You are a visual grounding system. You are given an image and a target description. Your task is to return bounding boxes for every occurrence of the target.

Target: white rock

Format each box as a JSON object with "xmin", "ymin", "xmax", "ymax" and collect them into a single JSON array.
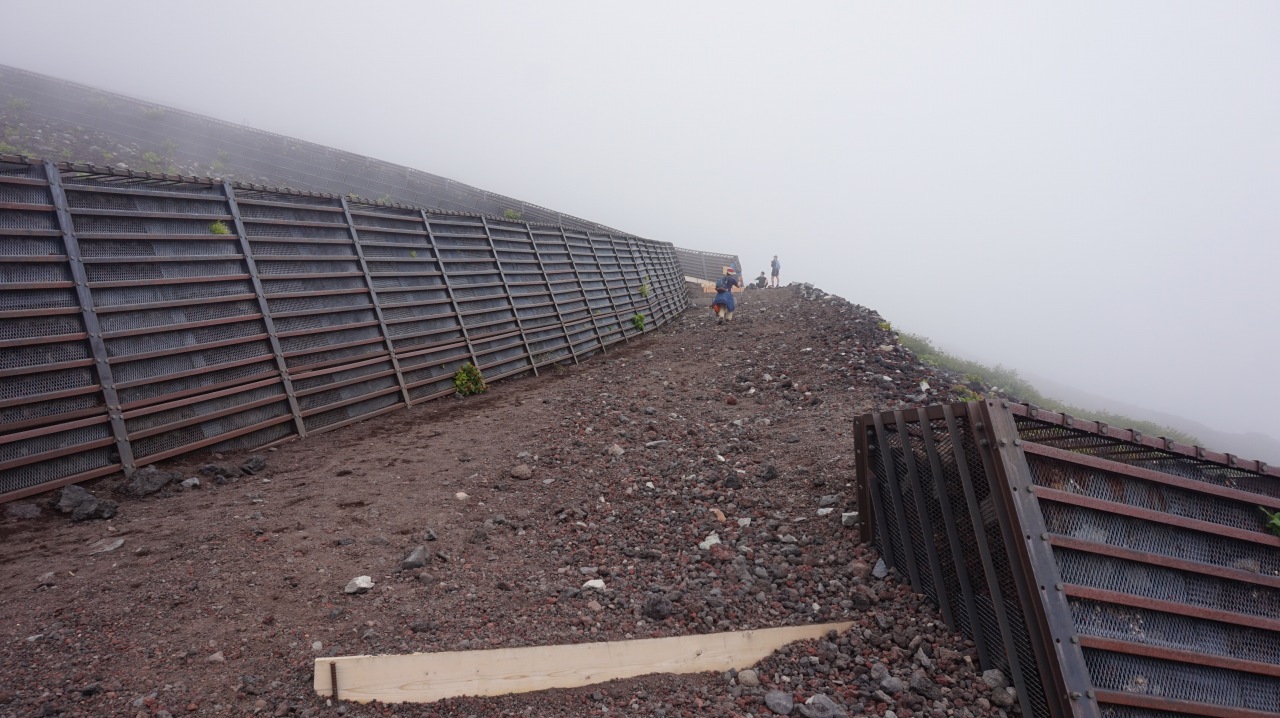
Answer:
[
  {"xmin": 582, "ymin": 578, "xmax": 606, "ymax": 590},
  {"xmin": 817, "ymin": 507, "xmax": 834, "ymax": 516},
  {"xmin": 312, "ymin": 641, "xmax": 324, "ymax": 651},
  {"xmin": 698, "ymin": 532, "xmax": 721, "ymax": 550},
  {"xmin": 455, "ymin": 492, "xmax": 469, "ymax": 500},
  {"xmin": 841, "ymin": 512, "xmax": 859, "ymax": 527},
  {"xmin": 181, "ymin": 477, "xmax": 200, "ymax": 489},
  {"xmin": 607, "ymin": 443, "xmax": 625, "ymax": 457},
  {"xmin": 738, "ymin": 517, "xmax": 752, "ymax": 527},
  {"xmin": 88, "ymin": 538, "xmax": 125, "ymax": 555},
  {"xmin": 344, "ymin": 576, "xmax": 374, "ymax": 594}
]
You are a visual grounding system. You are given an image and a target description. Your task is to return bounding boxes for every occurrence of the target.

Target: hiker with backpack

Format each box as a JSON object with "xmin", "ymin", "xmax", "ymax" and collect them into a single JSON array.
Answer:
[{"xmin": 711, "ymin": 268, "xmax": 741, "ymax": 324}]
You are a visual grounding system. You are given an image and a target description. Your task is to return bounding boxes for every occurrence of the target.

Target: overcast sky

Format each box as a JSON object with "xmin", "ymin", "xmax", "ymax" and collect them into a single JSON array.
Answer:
[{"xmin": 2, "ymin": 1, "xmax": 1276, "ymax": 438}]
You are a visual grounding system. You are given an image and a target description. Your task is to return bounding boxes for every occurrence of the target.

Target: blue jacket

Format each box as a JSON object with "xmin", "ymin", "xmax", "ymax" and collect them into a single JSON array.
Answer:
[{"xmin": 713, "ymin": 274, "xmax": 740, "ymax": 310}]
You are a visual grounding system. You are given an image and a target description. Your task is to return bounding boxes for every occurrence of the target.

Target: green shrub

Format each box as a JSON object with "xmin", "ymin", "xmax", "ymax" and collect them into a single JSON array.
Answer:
[
  {"xmin": 208, "ymin": 221, "xmax": 231, "ymax": 235},
  {"xmin": 453, "ymin": 362, "xmax": 487, "ymax": 396},
  {"xmin": 639, "ymin": 282, "xmax": 651, "ymax": 298},
  {"xmin": 1262, "ymin": 508, "xmax": 1280, "ymax": 539},
  {"xmin": 877, "ymin": 320, "xmax": 892, "ymax": 332},
  {"xmin": 632, "ymin": 313, "xmax": 646, "ymax": 332},
  {"xmin": 7, "ymin": 97, "xmax": 31, "ymax": 111},
  {"xmin": 502, "ymin": 209, "xmax": 522, "ymax": 221}
]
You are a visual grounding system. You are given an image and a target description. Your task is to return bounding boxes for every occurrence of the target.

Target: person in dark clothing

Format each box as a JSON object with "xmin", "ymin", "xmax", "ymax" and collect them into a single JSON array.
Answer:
[
  {"xmin": 711, "ymin": 268, "xmax": 741, "ymax": 324},
  {"xmin": 754, "ymin": 271, "xmax": 768, "ymax": 289},
  {"xmin": 770, "ymin": 256, "xmax": 781, "ymax": 288}
]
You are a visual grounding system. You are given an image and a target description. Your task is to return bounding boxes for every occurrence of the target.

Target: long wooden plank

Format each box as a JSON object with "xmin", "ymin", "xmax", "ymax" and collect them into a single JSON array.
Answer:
[{"xmin": 315, "ymin": 621, "xmax": 853, "ymax": 704}]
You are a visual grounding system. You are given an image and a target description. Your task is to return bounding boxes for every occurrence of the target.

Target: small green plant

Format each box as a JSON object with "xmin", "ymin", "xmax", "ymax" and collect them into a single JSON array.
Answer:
[
  {"xmin": 502, "ymin": 209, "xmax": 522, "ymax": 221},
  {"xmin": 7, "ymin": 97, "xmax": 31, "ymax": 111},
  {"xmin": 101, "ymin": 150, "xmax": 114, "ymax": 163},
  {"xmin": 141, "ymin": 151, "xmax": 162, "ymax": 169},
  {"xmin": 141, "ymin": 106, "xmax": 166, "ymax": 119},
  {"xmin": 208, "ymin": 220, "xmax": 231, "ymax": 235},
  {"xmin": 1262, "ymin": 508, "xmax": 1280, "ymax": 539},
  {"xmin": 453, "ymin": 362, "xmax": 487, "ymax": 396},
  {"xmin": 59, "ymin": 147, "xmax": 73, "ymax": 161},
  {"xmin": 877, "ymin": 320, "xmax": 892, "ymax": 332},
  {"xmin": 632, "ymin": 312, "xmax": 646, "ymax": 332},
  {"xmin": 639, "ymin": 282, "xmax": 651, "ymax": 298},
  {"xmin": 0, "ymin": 141, "xmax": 29, "ymax": 155},
  {"xmin": 952, "ymin": 384, "xmax": 983, "ymax": 402}
]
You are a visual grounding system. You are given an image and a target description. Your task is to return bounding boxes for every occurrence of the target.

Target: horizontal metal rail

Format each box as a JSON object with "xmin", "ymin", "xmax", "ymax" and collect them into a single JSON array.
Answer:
[{"xmin": 0, "ymin": 157, "xmax": 689, "ymax": 503}]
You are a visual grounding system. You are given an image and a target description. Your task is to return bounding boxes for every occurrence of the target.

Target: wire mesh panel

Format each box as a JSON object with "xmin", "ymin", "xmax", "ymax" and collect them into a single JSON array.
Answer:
[
  {"xmin": 611, "ymin": 236, "xmax": 644, "ymax": 337},
  {"xmin": 1, "ymin": 155, "xmax": 690, "ymax": 502},
  {"xmin": 859, "ymin": 401, "xmax": 1280, "ymax": 718},
  {"xmin": 61, "ymin": 172, "xmax": 294, "ymax": 462},
  {"xmin": 488, "ymin": 220, "xmax": 570, "ymax": 369},
  {"xmin": 427, "ymin": 214, "xmax": 529, "ymax": 381},
  {"xmin": 672, "ymin": 246, "xmax": 741, "ymax": 282},
  {"xmin": 586, "ymin": 231, "xmax": 626, "ymax": 347},
  {"xmin": 532, "ymin": 227, "xmax": 591, "ymax": 361},
  {"xmin": 0, "ymin": 161, "xmax": 118, "ymax": 498},
  {"xmin": 641, "ymin": 238, "xmax": 689, "ymax": 323},
  {"xmin": 236, "ymin": 189, "xmax": 398, "ymax": 434},
  {"xmin": 345, "ymin": 204, "xmax": 457, "ymax": 405},
  {"xmin": 563, "ymin": 229, "xmax": 610, "ymax": 357}
]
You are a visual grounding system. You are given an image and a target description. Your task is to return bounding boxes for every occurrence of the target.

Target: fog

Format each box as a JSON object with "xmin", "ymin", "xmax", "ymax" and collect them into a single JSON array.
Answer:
[{"xmin": 2, "ymin": 1, "xmax": 1276, "ymax": 440}]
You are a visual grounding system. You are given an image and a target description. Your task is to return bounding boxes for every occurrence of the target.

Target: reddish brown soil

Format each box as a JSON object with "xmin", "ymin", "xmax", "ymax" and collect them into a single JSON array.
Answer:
[{"xmin": 1, "ymin": 286, "xmax": 1005, "ymax": 718}]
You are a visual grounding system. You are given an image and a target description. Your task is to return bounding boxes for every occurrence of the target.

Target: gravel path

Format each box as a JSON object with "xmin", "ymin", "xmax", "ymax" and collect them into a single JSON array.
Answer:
[{"xmin": 0, "ymin": 285, "xmax": 1010, "ymax": 718}]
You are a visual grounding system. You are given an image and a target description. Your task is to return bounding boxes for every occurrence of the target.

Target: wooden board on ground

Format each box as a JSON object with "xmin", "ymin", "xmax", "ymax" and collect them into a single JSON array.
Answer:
[{"xmin": 315, "ymin": 621, "xmax": 853, "ymax": 704}]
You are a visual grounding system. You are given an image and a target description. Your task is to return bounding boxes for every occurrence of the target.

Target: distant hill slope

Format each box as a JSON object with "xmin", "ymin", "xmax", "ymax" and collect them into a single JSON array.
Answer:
[
  {"xmin": 0, "ymin": 63, "xmax": 618, "ymax": 232},
  {"xmin": 1025, "ymin": 373, "xmax": 1280, "ymax": 465}
]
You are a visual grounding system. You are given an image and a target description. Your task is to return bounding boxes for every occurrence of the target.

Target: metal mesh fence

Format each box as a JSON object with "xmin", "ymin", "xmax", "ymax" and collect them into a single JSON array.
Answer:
[
  {"xmin": 0, "ymin": 156, "xmax": 689, "ymax": 502},
  {"xmin": 858, "ymin": 401, "xmax": 1280, "ymax": 718}
]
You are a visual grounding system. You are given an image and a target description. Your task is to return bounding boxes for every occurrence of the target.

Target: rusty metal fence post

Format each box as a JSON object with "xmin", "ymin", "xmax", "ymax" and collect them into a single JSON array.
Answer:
[
  {"xmin": 222, "ymin": 181, "xmax": 307, "ymax": 439},
  {"xmin": 560, "ymin": 225, "xmax": 604, "ymax": 355},
  {"xmin": 421, "ymin": 210, "xmax": 481, "ymax": 375},
  {"xmin": 526, "ymin": 221, "xmax": 575, "ymax": 365},
  {"xmin": 45, "ymin": 160, "xmax": 136, "ymax": 473},
  {"xmin": 341, "ymin": 197, "xmax": 412, "ymax": 406},
  {"xmin": 481, "ymin": 216, "xmax": 536, "ymax": 377}
]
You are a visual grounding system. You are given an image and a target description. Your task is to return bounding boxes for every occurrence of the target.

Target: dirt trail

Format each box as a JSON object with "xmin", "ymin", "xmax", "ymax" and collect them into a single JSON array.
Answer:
[{"xmin": 0, "ymin": 286, "xmax": 1006, "ymax": 718}]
